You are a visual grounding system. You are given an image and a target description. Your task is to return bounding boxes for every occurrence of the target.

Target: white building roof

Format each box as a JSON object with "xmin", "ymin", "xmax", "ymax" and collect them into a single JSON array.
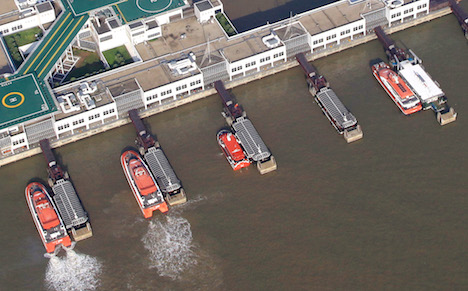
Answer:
[{"xmin": 398, "ymin": 61, "xmax": 444, "ymax": 103}]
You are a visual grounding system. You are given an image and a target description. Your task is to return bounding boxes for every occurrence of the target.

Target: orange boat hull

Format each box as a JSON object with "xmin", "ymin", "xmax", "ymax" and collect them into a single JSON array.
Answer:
[
  {"xmin": 217, "ymin": 130, "xmax": 251, "ymax": 171},
  {"xmin": 372, "ymin": 62, "xmax": 422, "ymax": 115},
  {"xmin": 121, "ymin": 150, "xmax": 168, "ymax": 218},
  {"xmin": 25, "ymin": 182, "xmax": 72, "ymax": 253}
]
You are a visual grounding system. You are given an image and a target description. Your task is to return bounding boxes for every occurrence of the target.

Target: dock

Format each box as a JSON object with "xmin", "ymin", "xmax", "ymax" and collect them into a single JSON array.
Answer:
[
  {"xmin": 448, "ymin": 0, "xmax": 468, "ymax": 39},
  {"xmin": 215, "ymin": 81, "xmax": 277, "ymax": 174},
  {"xmin": 295, "ymin": 53, "xmax": 363, "ymax": 143},
  {"xmin": 39, "ymin": 139, "xmax": 92, "ymax": 241},
  {"xmin": 374, "ymin": 26, "xmax": 457, "ymax": 125},
  {"xmin": 128, "ymin": 109, "xmax": 187, "ymax": 205}
]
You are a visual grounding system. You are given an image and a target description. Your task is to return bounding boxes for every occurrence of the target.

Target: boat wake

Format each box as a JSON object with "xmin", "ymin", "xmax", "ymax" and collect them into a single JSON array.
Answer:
[
  {"xmin": 45, "ymin": 249, "xmax": 102, "ymax": 291},
  {"xmin": 142, "ymin": 215, "xmax": 197, "ymax": 280}
]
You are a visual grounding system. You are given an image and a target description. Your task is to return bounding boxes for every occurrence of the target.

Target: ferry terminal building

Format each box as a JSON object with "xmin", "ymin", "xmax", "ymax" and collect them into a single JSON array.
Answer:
[{"xmin": 0, "ymin": 0, "xmax": 432, "ymax": 158}]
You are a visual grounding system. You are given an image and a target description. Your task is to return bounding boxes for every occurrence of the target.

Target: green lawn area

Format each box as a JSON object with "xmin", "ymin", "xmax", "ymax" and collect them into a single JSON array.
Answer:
[
  {"xmin": 3, "ymin": 27, "xmax": 43, "ymax": 68},
  {"xmin": 103, "ymin": 45, "xmax": 133, "ymax": 68},
  {"xmin": 63, "ymin": 48, "xmax": 105, "ymax": 82},
  {"xmin": 216, "ymin": 13, "xmax": 237, "ymax": 37}
]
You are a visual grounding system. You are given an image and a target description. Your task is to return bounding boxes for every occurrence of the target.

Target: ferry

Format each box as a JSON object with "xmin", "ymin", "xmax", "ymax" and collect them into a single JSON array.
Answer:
[
  {"xmin": 25, "ymin": 182, "xmax": 72, "ymax": 253},
  {"xmin": 217, "ymin": 129, "xmax": 251, "ymax": 171},
  {"xmin": 372, "ymin": 62, "xmax": 422, "ymax": 115},
  {"xmin": 121, "ymin": 150, "xmax": 168, "ymax": 218}
]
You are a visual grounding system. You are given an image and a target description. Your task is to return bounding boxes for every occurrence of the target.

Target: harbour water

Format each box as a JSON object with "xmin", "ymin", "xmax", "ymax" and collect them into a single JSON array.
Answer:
[{"xmin": 1, "ymin": 9, "xmax": 467, "ymax": 290}]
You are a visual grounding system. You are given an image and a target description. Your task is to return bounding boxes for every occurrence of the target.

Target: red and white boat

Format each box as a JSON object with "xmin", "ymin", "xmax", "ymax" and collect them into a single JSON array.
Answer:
[
  {"xmin": 25, "ymin": 182, "xmax": 72, "ymax": 253},
  {"xmin": 372, "ymin": 62, "xmax": 422, "ymax": 115},
  {"xmin": 121, "ymin": 150, "xmax": 168, "ymax": 218},
  {"xmin": 217, "ymin": 129, "xmax": 251, "ymax": 171}
]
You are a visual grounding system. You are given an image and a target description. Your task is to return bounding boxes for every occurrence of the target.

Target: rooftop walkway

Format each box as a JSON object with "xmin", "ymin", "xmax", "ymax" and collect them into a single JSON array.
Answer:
[{"xmin": 17, "ymin": 10, "xmax": 88, "ymax": 79}]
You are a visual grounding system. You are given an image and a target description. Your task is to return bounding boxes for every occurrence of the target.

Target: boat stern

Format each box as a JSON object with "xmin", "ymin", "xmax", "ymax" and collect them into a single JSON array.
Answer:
[
  {"xmin": 233, "ymin": 160, "xmax": 251, "ymax": 171},
  {"xmin": 143, "ymin": 202, "xmax": 169, "ymax": 218},
  {"xmin": 45, "ymin": 235, "xmax": 72, "ymax": 254}
]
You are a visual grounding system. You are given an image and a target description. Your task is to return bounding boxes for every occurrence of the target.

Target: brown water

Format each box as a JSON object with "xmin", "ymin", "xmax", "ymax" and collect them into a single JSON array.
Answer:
[{"xmin": 1, "ymin": 11, "xmax": 468, "ymax": 291}]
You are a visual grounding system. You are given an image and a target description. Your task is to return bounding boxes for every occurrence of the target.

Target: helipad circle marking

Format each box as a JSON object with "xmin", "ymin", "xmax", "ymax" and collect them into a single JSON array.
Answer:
[
  {"xmin": 136, "ymin": 0, "xmax": 173, "ymax": 13},
  {"xmin": 2, "ymin": 92, "xmax": 25, "ymax": 108}
]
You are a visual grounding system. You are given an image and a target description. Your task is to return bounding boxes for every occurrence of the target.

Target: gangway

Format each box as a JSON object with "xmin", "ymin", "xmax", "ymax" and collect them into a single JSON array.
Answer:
[
  {"xmin": 39, "ymin": 139, "xmax": 92, "ymax": 241},
  {"xmin": 128, "ymin": 110, "xmax": 187, "ymax": 205},
  {"xmin": 296, "ymin": 53, "xmax": 363, "ymax": 143},
  {"xmin": 214, "ymin": 80, "xmax": 246, "ymax": 126},
  {"xmin": 448, "ymin": 0, "xmax": 468, "ymax": 39}
]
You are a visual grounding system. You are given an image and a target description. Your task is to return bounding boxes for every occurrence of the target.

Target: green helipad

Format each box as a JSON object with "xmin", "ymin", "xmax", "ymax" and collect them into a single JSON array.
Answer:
[
  {"xmin": 65, "ymin": 0, "xmax": 124, "ymax": 16},
  {"xmin": 113, "ymin": 0, "xmax": 186, "ymax": 23},
  {"xmin": 0, "ymin": 74, "xmax": 56, "ymax": 129}
]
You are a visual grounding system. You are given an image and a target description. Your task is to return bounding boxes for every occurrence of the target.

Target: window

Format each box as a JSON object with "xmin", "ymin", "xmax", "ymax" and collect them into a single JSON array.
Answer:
[
  {"xmin": 100, "ymin": 35, "xmax": 113, "ymax": 42},
  {"xmin": 12, "ymin": 139, "xmax": 24, "ymax": 146},
  {"xmin": 353, "ymin": 25, "xmax": 363, "ymax": 31},
  {"xmin": 147, "ymin": 32, "xmax": 161, "ymax": 39},
  {"xmin": 313, "ymin": 39, "xmax": 324, "ymax": 45},
  {"xmin": 132, "ymin": 31, "xmax": 144, "ymax": 37},
  {"xmin": 147, "ymin": 94, "xmax": 157, "ymax": 101},
  {"xmin": 326, "ymin": 34, "xmax": 336, "ymax": 41},
  {"xmin": 232, "ymin": 66, "xmax": 242, "ymax": 72},
  {"xmin": 340, "ymin": 29, "xmax": 350, "ymax": 36},
  {"xmin": 160, "ymin": 90, "xmax": 171, "ymax": 97},
  {"xmin": 72, "ymin": 119, "xmax": 85, "ymax": 126}
]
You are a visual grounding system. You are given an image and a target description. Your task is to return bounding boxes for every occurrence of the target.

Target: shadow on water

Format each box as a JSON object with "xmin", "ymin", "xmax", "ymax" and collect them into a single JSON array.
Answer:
[{"xmin": 228, "ymin": 0, "xmax": 337, "ymax": 32}]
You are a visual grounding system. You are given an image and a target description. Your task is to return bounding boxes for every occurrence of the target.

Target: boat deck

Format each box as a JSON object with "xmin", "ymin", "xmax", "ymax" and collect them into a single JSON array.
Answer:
[
  {"xmin": 398, "ymin": 62, "xmax": 445, "ymax": 104},
  {"xmin": 232, "ymin": 117, "xmax": 271, "ymax": 162},
  {"xmin": 52, "ymin": 179, "xmax": 88, "ymax": 230},
  {"xmin": 144, "ymin": 147, "xmax": 181, "ymax": 193},
  {"xmin": 316, "ymin": 88, "xmax": 357, "ymax": 131}
]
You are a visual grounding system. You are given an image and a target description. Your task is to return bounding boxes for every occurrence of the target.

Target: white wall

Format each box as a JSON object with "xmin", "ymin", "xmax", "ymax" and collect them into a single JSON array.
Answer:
[
  {"xmin": 195, "ymin": 1, "xmax": 223, "ymax": 23},
  {"xmin": 53, "ymin": 103, "xmax": 118, "ymax": 135},
  {"xmin": 0, "ymin": 7, "xmax": 55, "ymax": 36},
  {"xmin": 386, "ymin": 0, "xmax": 429, "ymax": 26},
  {"xmin": 309, "ymin": 18, "xmax": 366, "ymax": 52},
  {"xmin": 154, "ymin": 8, "xmax": 184, "ymax": 25},
  {"xmin": 98, "ymin": 26, "xmax": 129, "ymax": 52},
  {"xmin": 143, "ymin": 73, "xmax": 204, "ymax": 108},
  {"xmin": 227, "ymin": 46, "xmax": 286, "ymax": 80}
]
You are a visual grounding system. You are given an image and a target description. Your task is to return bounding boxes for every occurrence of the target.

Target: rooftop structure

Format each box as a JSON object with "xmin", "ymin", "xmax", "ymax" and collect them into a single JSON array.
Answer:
[{"xmin": 299, "ymin": 0, "xmax": 385, "ymax": 35}]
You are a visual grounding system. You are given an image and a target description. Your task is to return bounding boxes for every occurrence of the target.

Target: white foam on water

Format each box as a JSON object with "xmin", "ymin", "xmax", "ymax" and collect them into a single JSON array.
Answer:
[
  {"xmin": 169, "ymin": 195, "xmax": 207, "ymax": 214},
  {"xmin": 45, "ymin": 249, "xmax": 102, "ymax": 291},
  {"xmin": 142, "ymin": 215, "xmax": 198, "ymax": 280}
]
